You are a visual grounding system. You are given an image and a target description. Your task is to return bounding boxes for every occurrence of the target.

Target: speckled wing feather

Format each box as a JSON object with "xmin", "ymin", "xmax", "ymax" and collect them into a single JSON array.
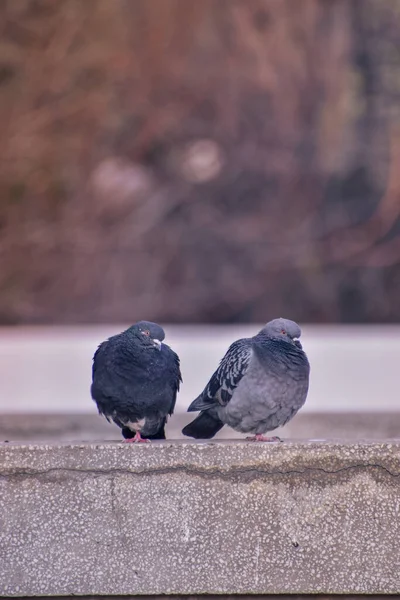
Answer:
[{"xmin": 187, "ymin": 339, "xmax": 252, "ymax": 411}]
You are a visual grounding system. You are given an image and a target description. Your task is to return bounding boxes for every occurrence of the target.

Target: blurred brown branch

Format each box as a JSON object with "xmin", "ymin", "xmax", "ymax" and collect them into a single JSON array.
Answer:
[{"xmin": 0, "ymin": 0, "xmax": 399, "ymax": 325}]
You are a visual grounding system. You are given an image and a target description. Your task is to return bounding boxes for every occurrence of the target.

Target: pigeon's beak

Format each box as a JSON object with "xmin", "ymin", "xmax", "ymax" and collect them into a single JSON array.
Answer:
[{"xmin": 153, "ymin": 339, "xmax": 162, "ymax": 350}]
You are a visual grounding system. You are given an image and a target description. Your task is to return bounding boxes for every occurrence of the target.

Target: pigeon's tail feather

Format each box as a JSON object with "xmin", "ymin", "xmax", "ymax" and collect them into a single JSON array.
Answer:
[
  {"xmin": 187, "ymin": 394, "xmax": 215, "ymax": 412},
  {"xmin": 121, "ymin": 427, "xmax": 135, "ymax": 440},
  {"xmin": 182, "ymin": 410, "xmax": 224, "ymax": 439},
  {"xmin": 121, "ymin": 424, "xmax": 166, "ymax": 440},
  {"xmin": 146, "ymin": 426, "xmax": 166, "ymax": 440}
]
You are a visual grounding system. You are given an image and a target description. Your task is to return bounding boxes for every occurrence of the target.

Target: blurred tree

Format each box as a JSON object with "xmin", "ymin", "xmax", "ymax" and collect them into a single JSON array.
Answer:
[{"xmin": 0, "ymin": 0, "xmax": 399, "ymax": 324}]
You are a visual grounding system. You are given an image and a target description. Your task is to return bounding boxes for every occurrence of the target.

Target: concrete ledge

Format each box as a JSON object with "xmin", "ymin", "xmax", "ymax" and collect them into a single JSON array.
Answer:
[
  {"xmin": 1, "ymin": 440, "xmax": 400, "ymax": 596},
  {"xmin": 3, "ymin": 412, "xmax": 400, "ymax": 441}
]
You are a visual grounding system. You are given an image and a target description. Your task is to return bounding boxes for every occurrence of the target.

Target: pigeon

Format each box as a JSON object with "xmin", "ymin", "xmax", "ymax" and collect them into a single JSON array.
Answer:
[
  {"xmin": 91, "ymin": 321, "xmax": 182, "ymax": 443},
  {"xmin": 182, "ymin": 318, "xmax": 310, "ymax": 441}
]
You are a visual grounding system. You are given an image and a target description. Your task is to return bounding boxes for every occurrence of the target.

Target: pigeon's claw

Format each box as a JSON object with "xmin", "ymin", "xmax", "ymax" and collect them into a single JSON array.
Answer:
[
  {"xmin": 124, "ymin": 431, "xmax": 151, "ymax": 444},
  {"xmin": 246, "ymin": 434, "xmax": 282, "ymax": 443}
]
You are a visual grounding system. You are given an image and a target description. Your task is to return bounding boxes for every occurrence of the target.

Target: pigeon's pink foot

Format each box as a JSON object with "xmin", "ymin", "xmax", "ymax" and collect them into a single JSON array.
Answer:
[
  {"xmin": 124, "ymin": 432, "xmax": 151, "ymax": 444},
  {"xmin": 246, "ymin": 434, "xmax": 282, "ymax": 443}
]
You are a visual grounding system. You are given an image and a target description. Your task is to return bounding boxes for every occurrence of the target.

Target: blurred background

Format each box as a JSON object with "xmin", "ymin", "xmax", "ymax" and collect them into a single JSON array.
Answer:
[{"xmin": 0, "ymin": 0, "xmax": 399, "ymax": 441}]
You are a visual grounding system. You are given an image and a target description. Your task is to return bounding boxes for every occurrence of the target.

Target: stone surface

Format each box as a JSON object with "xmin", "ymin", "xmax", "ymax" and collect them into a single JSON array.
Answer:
[
  {"xmin": 1, "ymin": 440, "xmax": 400, "ymax": 596},
  {"xmin": 9, "ymin": 597, "xmax": 400, "ymax": 600}
]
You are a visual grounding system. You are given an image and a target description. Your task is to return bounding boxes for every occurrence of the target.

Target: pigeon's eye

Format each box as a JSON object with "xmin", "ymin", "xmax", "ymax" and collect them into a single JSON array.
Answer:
[
  {"xmin": 142, "ymin": 330, "xmax": 150, "ymax": 336},
  {"xmin": 281, "ymin": 329, "xmax": 286, "ymax": 334}
]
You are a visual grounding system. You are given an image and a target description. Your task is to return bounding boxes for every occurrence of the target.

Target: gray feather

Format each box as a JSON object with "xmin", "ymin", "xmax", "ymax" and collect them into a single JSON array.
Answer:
[{"xmin": 183, "ymin": 317, "xmax": 310, "ymax": 439}]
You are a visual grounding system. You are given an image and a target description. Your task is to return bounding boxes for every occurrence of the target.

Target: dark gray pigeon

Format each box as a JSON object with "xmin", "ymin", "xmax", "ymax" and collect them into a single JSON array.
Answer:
[
  {"xmin": 182, "ymin": 318, "xmax": 310, "ymax": 441},
  {"xmin": 91, "ymin": 321, "xmax": 181, "ymax": 443}
]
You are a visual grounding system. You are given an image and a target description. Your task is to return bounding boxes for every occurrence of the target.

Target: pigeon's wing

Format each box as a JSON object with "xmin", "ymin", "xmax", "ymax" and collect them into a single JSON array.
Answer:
[
  {"xmin": 188, "ymin": 339, "xmax": 252, "ymax": 411},
  {"xmin": 92, "ymin": 340, "xmax": 108, "ymax": 379},
  {"xmin": 91, "ymin": 336, "xmax": 144, "ymax": 408},
  {"xmin": 91, "ymin": 339, "xmax": 118, "ymax": 420},
  {"xmin": 163, "ymin": 345, "xmax": 182, "ymax": 416}
]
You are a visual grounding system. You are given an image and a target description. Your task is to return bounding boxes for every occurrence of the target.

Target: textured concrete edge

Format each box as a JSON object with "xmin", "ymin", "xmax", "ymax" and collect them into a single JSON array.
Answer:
[
  {"xmin": 8, "ymin": 597, "xmax": 400, "ymax": 600},
  {"xmin": 1, "ymin": 440, "xmax": 400, "ymax": 478},
  {"xmin": 2, "ymin": 441, "xmax": 400, "ymax": 596}
]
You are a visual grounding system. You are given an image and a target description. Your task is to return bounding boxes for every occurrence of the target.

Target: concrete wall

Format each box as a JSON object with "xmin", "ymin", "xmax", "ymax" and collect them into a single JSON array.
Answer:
[
  {"xmin": 0, "ymin": 324, "xmax": 400, "ymax": 416},
  {"xmin": 1, "ymin": 440, "xmax": 400, "ymax": 596}
]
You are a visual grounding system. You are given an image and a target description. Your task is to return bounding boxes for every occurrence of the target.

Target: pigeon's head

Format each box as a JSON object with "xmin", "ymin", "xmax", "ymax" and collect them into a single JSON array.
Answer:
[
  {"xmin": 129, "ymin": 321, "xmax": 165, "ymax": 350},
  {"xmin": 261, "ymin": 318, "xmax": 302, "ymax": 346}
]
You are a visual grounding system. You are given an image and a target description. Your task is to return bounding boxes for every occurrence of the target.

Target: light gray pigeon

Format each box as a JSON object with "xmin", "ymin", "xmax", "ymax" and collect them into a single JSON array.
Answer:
[
  {"xmin": 182, "ymin": 318, "xmax": 310, "ymax": 441},
  {"xmin": 91, "ymin": 321, "xmax": 182, "ymax": 443}
]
